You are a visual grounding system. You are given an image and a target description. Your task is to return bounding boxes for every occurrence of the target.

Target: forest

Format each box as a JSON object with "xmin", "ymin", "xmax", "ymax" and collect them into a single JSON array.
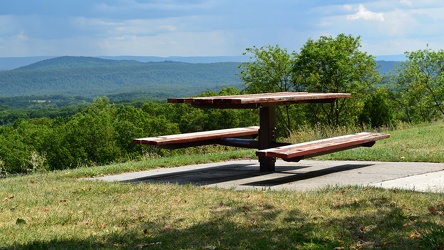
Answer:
[{"xmin": 0, "ymin": 34, "xmax": 443, "ymax": 175}]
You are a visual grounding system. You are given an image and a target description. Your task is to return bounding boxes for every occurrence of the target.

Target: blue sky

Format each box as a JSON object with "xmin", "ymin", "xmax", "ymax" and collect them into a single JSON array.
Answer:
[{"xmin": 1, "ymin": 0, "xmax": 443, "ymax": 58}]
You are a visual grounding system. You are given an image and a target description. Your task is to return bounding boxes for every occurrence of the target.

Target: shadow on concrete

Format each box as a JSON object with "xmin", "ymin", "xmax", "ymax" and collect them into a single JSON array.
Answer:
[
  {"xmin": 243, "ymin": 163, "xmax": 374, "ymax": 187},
  {"xmin": 120, "ymin": 161, "xmax": 374, "ymax": 188},
  {"xmin": 121, "ymin": 162, "xmax": 300, "ymax": 185}
]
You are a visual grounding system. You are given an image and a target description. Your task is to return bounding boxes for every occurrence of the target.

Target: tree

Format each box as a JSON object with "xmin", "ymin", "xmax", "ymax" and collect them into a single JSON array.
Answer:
[
  {"xmin": 394, "ymin": 47, "xmax": 444, "ymax": 122},
  {"xmin": 358, "ymin": 87, "xmax": 395, "ymax": 128},
  {"xmin": 62, "ymin": 97, "xmax": 120, "ymax": 166},
  {"xmin": 0, "ymin": 124, "xmax": 32, "ymax": 173},
  {"xmin": 293, "ymin": 34, "xmax": 380, "ymax": 126},
  {"xmin": 239, "ymin": 45, "xmax": 299, "ymax": 93},
  {"xmin": 239, "ymin": 45, "xmax": 305, "ymax": 135}
]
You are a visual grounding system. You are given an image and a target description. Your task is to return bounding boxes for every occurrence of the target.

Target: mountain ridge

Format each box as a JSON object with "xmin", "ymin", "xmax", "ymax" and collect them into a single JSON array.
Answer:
[
  {"xmin": 16, "ymin": 56, "xmax": 143, "ymax": 70},
  {"xmin": 0, "ymin": 56, "xmax": 401, "ymax": 101},
  {"xmin": 0, "ymin": 55, "xmax": 250, "ymax": 71},
  {"xmin": 0, "ymin": 56, "xmax": 244, "ymax": 98},
  {"xmin": 0, "ymin": 54, "xmax": 404, "ymax": 71}
]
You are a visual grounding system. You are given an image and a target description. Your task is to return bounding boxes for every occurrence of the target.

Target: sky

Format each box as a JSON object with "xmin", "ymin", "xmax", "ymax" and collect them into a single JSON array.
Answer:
[{"xmin": 1, "ymin": 0, "xmax": 444, "ymax": 58}]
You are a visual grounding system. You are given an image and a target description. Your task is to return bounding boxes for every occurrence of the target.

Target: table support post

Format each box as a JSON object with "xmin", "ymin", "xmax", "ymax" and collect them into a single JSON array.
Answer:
[{"xmin": 259, "ymin": 106, "xmax": 276, "ymax": 171}]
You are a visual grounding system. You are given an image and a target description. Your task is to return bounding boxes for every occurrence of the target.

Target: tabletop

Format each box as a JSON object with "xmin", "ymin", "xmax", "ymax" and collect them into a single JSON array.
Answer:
[{"xmin": 168, "ymin": 92, "xmax": 351, "ymax": 109}]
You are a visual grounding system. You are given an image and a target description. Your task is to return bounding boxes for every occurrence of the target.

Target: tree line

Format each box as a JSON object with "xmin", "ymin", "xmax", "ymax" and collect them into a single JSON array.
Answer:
[
  {"xmin": 0, "ymin": 92, "xmax": 258, "ymax": 174},
  {"xmin": 1, "ymin": 33, "xmax": 443, "ymax": 174}
]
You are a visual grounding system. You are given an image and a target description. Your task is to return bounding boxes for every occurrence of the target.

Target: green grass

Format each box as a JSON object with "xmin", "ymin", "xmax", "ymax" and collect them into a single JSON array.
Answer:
[{"xmin": 1, "ymin": 121, "xmax": 444, "ymax": 249}]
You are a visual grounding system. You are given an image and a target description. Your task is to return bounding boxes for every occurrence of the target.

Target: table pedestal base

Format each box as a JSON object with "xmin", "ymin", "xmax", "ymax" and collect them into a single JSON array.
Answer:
[
  {"xmin": 259, "ymin": 106, "xmax": 276, "ymax": 171},
  {"xmin": 259, "ymin": 156, "xmax": 276, "ymax": 171}
]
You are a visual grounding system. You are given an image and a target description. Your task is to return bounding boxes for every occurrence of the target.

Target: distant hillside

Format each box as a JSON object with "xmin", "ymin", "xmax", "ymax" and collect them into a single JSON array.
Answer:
[
  {"xmin": 0, "ymin": 55, "xmax": 403, "ymax": 71},
  {"xmin": 17, "ymin": 56, "xmax": 141, "ymax": 70},
  {"xmin": 377, "ymin": 60, "xmax": 401, "ymax": 75},
  {"xmin": 0, "ymin": 56, "xmax": 401, "ymax": 101},
  {"xmin": 0, "ymin": 56, "xmax": 250, "ymax": 71},
  {"xmin": 99, "ymin": 56, "xmax": 250, "ymax": 64},
  {"xmin": 0, "ymin": 56, "xmax": 243, "ymax": 98}
]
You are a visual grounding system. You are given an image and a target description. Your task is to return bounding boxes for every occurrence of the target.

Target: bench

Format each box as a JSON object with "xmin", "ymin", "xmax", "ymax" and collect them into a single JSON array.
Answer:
[
  {"xmin": 133, "ymin": 126, "xmax": 260, "ymax": 149},
  {"xmin": 256, "ymin": 132, "xmax": 390, "ymax": 162}
]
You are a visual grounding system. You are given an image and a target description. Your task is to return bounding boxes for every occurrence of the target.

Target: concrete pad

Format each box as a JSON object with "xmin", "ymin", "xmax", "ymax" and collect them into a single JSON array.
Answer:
[
  {"xmin": 370, "ymin": 171, "xmax": 444, "ymax": 192},
  {"xmin": 91, "ymin": 160, "xmax": 444, "ymax": 192}
]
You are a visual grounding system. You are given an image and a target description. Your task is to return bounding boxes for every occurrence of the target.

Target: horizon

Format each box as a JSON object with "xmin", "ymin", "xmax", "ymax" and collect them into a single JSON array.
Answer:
[
  {"xmin": 0, "ymin": 54, "xmax": 406, "ymax": 60},
  {"xmin": 0, "ymin": 54, "xmax": 405, "ymax": 71},
  {"xmin": 1, "ymin": 1, "xmax": 443, "ymax": 58}
]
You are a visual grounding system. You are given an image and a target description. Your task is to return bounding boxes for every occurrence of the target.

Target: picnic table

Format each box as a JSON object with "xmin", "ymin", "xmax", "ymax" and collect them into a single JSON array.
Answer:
[{"xmin": 133, "ymin": 92, "xmax": 390, "ymax": 171}]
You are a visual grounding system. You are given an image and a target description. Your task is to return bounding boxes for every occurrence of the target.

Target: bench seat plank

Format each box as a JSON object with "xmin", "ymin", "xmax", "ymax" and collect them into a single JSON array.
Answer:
[
  {"xmin": 256, "ymin": 132, "xmax": 390, "ymax": 162},
  {"xmin": 133, "ymin": 126, "xmax": 259, "ymax": 149}
]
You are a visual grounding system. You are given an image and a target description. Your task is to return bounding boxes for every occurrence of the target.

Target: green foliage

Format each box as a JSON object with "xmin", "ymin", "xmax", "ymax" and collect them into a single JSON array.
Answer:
[
  {"xmin": 63, "ymin": 98, "xmax": 120, "ymax": 166},
  {"xmin": 358, "ymin": 88, "xmax": 395, "ymax": 128},
  {"xmin": 190, "ymin": 88, "xmax": 250, "ymax": 131},
  {"xmin": 393, "ymin": 47, "xmax": 444, "ymax": 122},
  {"xmin": 0, "ymin": 99, "xmax": 87, "ymax": 125},
  {"xmin": 0, "ymin": 119, "xmax": 51, "ymax": 173},
  {"xmin": 42, "ymin": 125, "xmax": 77, "ymax": 170},
  {"xmin": 238, "ymin": 35, "xmax": 381, "ymax": 133},
  {"xmin": 0, "ymin": 95, "xmax": 91, "ymax": 110},
  {"xmin": 0, "ymin": 87, "xmax": 257, "ymax": 174},
  {"xmin": 239, "ymin": 45, "xmax": 305, "ymax": 135},
  {"xmin": 293, "ymin": 34, "xmax": 380, "ymax": 126},
  {"xmin": 240, "ymin": 45, "xmax": 297, "ymax": 93},
  {"xmin": 0, "ymin": 125, "xmax": 31, "ymax": 173}
]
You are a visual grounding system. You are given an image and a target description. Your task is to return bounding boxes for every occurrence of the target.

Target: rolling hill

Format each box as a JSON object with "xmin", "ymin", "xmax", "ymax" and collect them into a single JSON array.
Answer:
[
  {"xmin": 0, "ymin": 56, "xmax": 400, "ymax": 103},
  {"xmin": 0, "ymin": 56, "xmax": 244, "ymax": 99}
]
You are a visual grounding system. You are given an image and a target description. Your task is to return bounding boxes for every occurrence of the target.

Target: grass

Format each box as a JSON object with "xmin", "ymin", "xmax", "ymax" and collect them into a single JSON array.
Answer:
[{"xmin": 1, "ymin": 121, "xmax": 444, "ymax": 249}]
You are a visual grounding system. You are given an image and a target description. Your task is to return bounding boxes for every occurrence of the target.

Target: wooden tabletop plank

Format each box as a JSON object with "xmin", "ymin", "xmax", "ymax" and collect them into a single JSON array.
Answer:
[{"xmin": 168, "ymin": 92, "xmax": 351, "ymax": 108}]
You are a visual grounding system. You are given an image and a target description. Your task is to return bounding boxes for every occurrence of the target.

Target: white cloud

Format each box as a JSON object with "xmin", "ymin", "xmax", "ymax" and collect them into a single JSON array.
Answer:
[
  {"xmin": 343, "ymin": 4, "xmax": 353, "ymax": 11},
  {"xmin": 399, "ymin": 0, "xmax": 413, "ymax": 7},
  {"xmin": 16, "ymin": 31, "xmax": 29, "ymax": 41},
  {"xmin": 93, "ymin": 0, "xmax": 219, "ymax": 17},
  {"xmin": 71, "ymin": 15, "xmax": 209, "ymax": 39},
  {"xmin": 381, "ymin": 8, "xmax": 417, "ymax": 37},
  {"xmin": 347, "ymin": 4, "xmax": 385, "ymax": 22},
  {"xmin": 2, "ymin": 0, "xmax": 444, "ymax": 57},
  {"xmin": 95, "ymin": 29, "xmax": 242, "ymax": 56}
]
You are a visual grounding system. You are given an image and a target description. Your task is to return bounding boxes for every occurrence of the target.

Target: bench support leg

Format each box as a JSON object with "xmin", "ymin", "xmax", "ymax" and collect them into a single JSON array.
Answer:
[{"xmin": 259, "ymin": 106, "xmax": 276, "ymax": 171}]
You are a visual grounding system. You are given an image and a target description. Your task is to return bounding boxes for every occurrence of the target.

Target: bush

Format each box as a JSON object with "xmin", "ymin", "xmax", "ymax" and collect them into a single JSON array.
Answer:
[{"xmin": 359, "ymin": 88, "xmax": 395, "ymax": 128}]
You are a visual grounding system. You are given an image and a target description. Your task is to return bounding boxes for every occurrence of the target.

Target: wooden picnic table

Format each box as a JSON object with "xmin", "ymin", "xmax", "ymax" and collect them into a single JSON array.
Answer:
[
  {"xmin": 168, "ymin": 92, "xmax": 352, "ymax": 171},
  {"xmin": 135, "ymin": 91, "xmax": 389, "ymax": 172}
]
